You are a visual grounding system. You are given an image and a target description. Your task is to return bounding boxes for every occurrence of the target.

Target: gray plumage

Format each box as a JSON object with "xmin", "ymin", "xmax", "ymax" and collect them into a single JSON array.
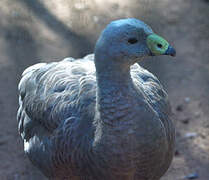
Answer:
[{"xmin": 17, "ymin": 18, "xmax": 175, "ymax": 180}]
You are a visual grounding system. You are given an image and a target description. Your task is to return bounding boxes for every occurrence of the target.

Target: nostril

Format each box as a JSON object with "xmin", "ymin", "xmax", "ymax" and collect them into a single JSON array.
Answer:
[
  {"xmin": 157, "ymin": 44, "xmax": 163, "ymax": 48},
  {"xmin": 128, "ymin": 38, "xmax": 138, "ymax": 44}
]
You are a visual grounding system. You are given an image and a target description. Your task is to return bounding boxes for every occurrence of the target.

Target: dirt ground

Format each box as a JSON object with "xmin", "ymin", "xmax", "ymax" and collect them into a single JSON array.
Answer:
[{"xmin": 0, "ymin": 0, "xmax": 209, "ymax": 179}]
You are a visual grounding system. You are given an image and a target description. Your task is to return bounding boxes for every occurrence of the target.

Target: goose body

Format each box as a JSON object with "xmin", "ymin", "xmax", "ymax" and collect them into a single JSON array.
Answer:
[{"xmin": 17, "ymin": 18, "xmax": 175, "ymax": 180}]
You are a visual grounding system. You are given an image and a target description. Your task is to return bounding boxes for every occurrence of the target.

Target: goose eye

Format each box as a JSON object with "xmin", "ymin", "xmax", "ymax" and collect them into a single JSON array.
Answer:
[{"xmin": 128, "ymin": 38, "xmax": 138, "ymax": 44}]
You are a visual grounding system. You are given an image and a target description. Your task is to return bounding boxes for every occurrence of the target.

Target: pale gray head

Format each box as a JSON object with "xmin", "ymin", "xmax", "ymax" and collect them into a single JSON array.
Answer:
[{"xmin": 94, "ymin": 18, "xmax": 176, "ymax": 69}]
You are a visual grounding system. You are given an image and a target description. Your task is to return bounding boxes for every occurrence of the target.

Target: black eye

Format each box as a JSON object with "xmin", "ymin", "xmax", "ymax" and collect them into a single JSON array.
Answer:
[
  {"xmin": 157, "ymin": 43, "xmax": 163, "ymax": 48},
  {"xmin": 128, "ymin": 38, "xmax": 138, "ymax": 44}
]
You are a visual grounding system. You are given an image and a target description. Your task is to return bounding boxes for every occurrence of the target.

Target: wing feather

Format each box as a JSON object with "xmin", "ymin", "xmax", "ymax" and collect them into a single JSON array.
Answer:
[
  {"xmin": 18, "ymin": 54, "xmax": 96, "ymax": 141},
  {"xmin": 131, "ymin": 63, "xmax": 175, "ymax": 178},
  {"xmin": 131, "ymin": 63, "xmax": 171, "ymax": 118}
]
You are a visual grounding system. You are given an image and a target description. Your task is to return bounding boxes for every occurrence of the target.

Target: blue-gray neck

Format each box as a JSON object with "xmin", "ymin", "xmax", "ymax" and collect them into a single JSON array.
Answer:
[
  {"xmin": 94, "ymin": 44, "xmax": 132, "ymax": 84},
  {"xmin": 96, "ymin": 62, "xmax": 131, "ymax": 88},
  {"xmin": 93, "ymin": 54, "xmax": 143, "ymax": 173},
  {"xmin": 94, "ymin": 52, "xmax": 136, "ymax": 125}
]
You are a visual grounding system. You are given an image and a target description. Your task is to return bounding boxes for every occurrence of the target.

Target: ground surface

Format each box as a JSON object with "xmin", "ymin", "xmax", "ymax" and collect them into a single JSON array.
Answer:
[{"xmin": 0, "ymin": 0, "xmax": 209, "ymax": 179}]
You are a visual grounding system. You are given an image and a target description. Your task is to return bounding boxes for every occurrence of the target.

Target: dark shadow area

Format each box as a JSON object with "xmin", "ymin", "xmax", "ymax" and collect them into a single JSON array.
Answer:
[
  {"xmin": 0, "ymin": 21, "xmax": 47, "ymax": 179},
  {"xmin": 3, "ymin": 24, "xmax": 40, "ymax": 75},
  {"xmin": 19, "ymin": 0, "xmax": 93, "ymax": 58}
]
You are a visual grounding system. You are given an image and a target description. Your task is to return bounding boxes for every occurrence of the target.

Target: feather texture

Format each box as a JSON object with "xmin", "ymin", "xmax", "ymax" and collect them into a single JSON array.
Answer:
[{"xmin": 17, "ymin": 18, "xmax": 175, "ymax": 180}]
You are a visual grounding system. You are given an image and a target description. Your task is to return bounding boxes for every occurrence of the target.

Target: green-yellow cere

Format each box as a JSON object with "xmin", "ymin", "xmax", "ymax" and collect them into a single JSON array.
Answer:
[{"xmin": 146, "ymin": 34, "xmax": 169, "ymax": 55}]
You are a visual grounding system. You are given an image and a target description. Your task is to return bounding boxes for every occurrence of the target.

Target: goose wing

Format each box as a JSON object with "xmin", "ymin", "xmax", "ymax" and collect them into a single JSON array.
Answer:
[
  {"xmin": 131, "ymin": 63, "xmax": 175, "ymax": 179},
  {"xmin": 17, "ymin": 54, "xmax": 96, "ymax": 142}
]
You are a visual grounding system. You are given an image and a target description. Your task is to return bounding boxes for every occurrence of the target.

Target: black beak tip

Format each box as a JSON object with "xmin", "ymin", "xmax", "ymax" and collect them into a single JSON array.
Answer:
[{"xmin": 165, "ymin": 45, "xmax": 176, "ymax": 57}]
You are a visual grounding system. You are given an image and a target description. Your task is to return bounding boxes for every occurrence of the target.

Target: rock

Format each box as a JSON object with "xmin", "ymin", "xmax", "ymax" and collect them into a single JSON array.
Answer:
[
  {"xmin": 181, "ymin": 118, "xmax": 190, "ymax": 124},
  {"xmin": 184, "ymin": 172, "xmax": 199, "ymax": 179},
  {"xmin": 175, "ymin": 149, "xmax": 180, "ymax": 156},
  {"xmin": 194, "ymin": 111, "xmax": 201, "ymax": 118},
  {"xmin": 176, "ymin": 104, "xmax": 184, "ymax": 111},
  {"xmin": 184, "ymin": 97, "xmax": 191, "ymax": 103},
  {"xmin": 184, "ymin": 132, "xmax": 198, "ymax": 139},
  {"xmin": 200, "ymin": 134, "xmax": 206, "ymax": 139}
]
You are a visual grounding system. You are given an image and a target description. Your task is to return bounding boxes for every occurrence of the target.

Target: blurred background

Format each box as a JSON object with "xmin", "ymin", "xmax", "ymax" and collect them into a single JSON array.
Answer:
[{"xmin": 0, "ymin": 0, "xmax": 209, "ymax": 179}]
